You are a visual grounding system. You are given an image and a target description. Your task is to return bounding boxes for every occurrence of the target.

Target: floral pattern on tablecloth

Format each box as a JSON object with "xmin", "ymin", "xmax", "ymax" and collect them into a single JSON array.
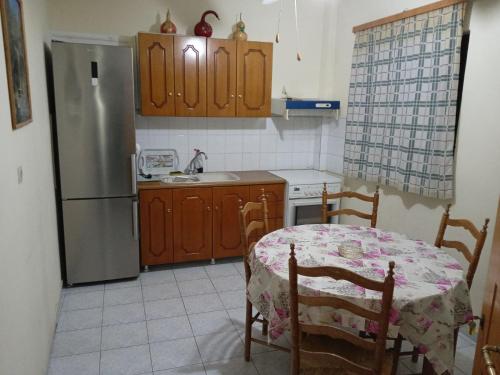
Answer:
[{"xmin": 247, "ymin": 224, "xmax": 473, "ymax": 375}]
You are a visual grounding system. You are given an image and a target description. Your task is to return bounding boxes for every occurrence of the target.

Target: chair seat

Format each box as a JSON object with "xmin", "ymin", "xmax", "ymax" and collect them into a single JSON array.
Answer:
[{"xmin": 300, "ymin": 334, "xmax": 395, "ymax": 375}]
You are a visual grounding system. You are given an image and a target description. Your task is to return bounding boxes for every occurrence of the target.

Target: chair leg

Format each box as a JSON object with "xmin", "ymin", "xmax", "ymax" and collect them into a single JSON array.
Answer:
[
  {"xmin": 411, "ymin": 346, "xmax": 420, "ymax": 363},
  {"xmin": 244, "ymin": 299, "xmax": 252, "ymax": 361},
  {"xmin": 262, "ymin": 318, "xmax": 269, "ymax": 336},
  {"xmin": 391, "ymin": 335, "xmax": 403, "ymax": 375}
]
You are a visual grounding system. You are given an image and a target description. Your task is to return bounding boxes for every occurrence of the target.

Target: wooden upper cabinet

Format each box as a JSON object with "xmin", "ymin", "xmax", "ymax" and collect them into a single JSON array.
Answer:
[
  {"xmin": 213, "ymin": 186, "xmax": 249, "ymax": 259},
  {"xmin": 207, "ymin": 39, "xmax": 237, "ymax": 117},
  {"xmin": 174, "ymin": 36, "xmax": 207, "ymax": 117},
  {"xmin": 138, "ymin": 33, "xmax": 175, "ymax": 116},
  {"xmin": 139, "ymin": 189, "xmax": 174, "ymax": 266},
  {"xmin": 173, "ymin": 187, "xmax": 212, "ymax": 262},
  {"xmin": 236, "ymin": 41, "xmax": 273, "ymax": 117}
]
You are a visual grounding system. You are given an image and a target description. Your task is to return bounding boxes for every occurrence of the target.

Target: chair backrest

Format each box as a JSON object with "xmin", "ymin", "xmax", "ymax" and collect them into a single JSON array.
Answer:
[
  {"xmin": 289, "ymin": 243, "xmax": 395, "ymax": 375},
  {"xmin": 239, "ymin": 191, "xmax": 269, "ymax": 282},
  {"xmin": 322, "ymin": 183, "xmax": 380, "ymax": 228},
  {"xmin": 434, "ymin": 204, "xmax": 489, "ymax": 288}
]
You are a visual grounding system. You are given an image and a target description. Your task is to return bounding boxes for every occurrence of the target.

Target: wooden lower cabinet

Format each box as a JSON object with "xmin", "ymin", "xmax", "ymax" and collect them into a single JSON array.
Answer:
[
  {"xmin": 139, "ymin": 189, "xmax": 174, "ymax": 266},
  {"xmin": 213, "ymin": 186, "xmax": 249, "ymax": 259},
  {"xmin": 139, "ymin": 183, "xmax": 285, "ymax": 266},
  {"xmin": 173, "ymin": 187, "xmax": 213, "ymax": 262}
]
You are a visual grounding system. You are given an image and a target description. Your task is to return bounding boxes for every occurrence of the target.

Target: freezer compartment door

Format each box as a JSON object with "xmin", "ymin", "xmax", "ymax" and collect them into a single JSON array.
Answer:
[
  {"xmin": 52, "ymin": 42, "xmax": 136, "ymax": 199},
  {"xmin": 63, "ymin": 197, "xmax": 139, "ymax": 284}
]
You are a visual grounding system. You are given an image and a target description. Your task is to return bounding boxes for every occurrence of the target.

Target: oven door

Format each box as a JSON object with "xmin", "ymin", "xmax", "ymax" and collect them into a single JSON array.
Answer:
[{"xmin": 287, "ymin": 197, "xmax": 340, "ymax": 226}]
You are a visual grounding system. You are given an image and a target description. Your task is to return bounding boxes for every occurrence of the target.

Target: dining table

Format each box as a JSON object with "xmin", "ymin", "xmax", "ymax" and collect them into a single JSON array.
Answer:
[{"xmin": 247, "ymin": 224, "xmax": 473, "ymax": 375}]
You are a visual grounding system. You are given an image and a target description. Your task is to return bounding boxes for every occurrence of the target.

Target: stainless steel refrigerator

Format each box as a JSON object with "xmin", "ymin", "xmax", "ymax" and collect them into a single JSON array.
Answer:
[{"xmin": 52, "ymin": 41, "xmax": 139, "ymax": 285}]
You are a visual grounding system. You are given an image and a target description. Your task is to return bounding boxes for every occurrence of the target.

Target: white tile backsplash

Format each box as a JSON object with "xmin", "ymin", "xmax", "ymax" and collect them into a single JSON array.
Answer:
[{"xmin": 136, "ymin": 116, "xmax": 343, "ymax": 173}]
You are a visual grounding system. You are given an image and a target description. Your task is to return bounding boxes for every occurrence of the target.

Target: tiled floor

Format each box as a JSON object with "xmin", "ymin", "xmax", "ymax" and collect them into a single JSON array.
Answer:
[{"xmin": 48, "ymin": 258, "xmax": 476, "ymax": 375}]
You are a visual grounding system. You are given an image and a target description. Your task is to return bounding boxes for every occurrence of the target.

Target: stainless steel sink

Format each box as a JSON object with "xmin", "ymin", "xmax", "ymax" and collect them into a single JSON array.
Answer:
[{"xmin": 161, "ymin": 172, "xmax": 240, "ymax": 184}]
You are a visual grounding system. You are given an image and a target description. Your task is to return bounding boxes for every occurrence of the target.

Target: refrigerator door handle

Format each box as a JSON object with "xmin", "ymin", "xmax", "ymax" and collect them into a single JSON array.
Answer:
[
  {"xmin": 131, "ymin": 154, "xmax": 137, "ymax": 195},
  {"xmin": 132, "ymin": 200, "xmax": 139, "ymax": 241}
]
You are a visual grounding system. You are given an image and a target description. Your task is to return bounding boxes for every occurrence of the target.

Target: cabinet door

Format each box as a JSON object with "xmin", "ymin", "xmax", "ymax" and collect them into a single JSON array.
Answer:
[
  {"xmin": 139, "ymin": 189, "xmax": 173, "ymax": 266},
  {"xmin": 138, "ymin": 33, "xmax": 175, "ymax": 116},
  {"xmin": 213, "ymin": 186, "xmax": 249, "ymax": 259},
  {"xmin": 173, "ymin": 188, "xmax": 212, "ymax": 262},
  {"xmin": 236, "ymin": 41, "xmax": 273, "ymax": 117},
  {"xmin": 249, "ymin": 184, "xmax": 285, "ymax": 220},
  {"xmin": 207, "ymin": 39, "xmax": 237, "ymax": 117},
  {"xmin": 174, "ymin": 36, "xmax": 207, "ymax": 117}
]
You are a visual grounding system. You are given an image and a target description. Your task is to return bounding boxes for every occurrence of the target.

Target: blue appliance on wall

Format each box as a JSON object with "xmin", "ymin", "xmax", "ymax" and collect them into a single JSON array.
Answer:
[{"xmin": 272, "ymin": 98, "xmax": 340, "ymax": 120}]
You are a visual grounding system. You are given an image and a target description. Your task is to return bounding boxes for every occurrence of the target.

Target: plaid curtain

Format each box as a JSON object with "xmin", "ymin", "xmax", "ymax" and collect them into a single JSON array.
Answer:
[{"xmin": 343, "ymin": 3, "xmax": 465, "ymax": 199}]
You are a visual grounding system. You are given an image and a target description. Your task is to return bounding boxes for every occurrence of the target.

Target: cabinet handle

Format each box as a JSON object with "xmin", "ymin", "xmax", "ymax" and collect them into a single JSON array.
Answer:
[
  {"xmin": 230, "ymin": 94, "xmax": 235, "ymax": 98},
  {"xmin": 177, "ymin": 93, "xmax": 181, "ymax": 97},
  {"xmin": 168, "ymin": 92, "xmax": 173, "ymax": 96},
  {"xmin": 238, "ymin": 94, "xmax": 243, "ymax": 98},
  {"xmin": 167, "ymin": 208, "xmax": 172, "ymax": 213},
  {"xmin": 215, "ymin": 206, "xmax": 219, "ymax": 211},
  {"xmin": 238, "ymin": 199, "xmax": 243, "ymax": 204},
  {"xmin": 207, "ymin": 206, "xmax": 211, "ymax": 212}
]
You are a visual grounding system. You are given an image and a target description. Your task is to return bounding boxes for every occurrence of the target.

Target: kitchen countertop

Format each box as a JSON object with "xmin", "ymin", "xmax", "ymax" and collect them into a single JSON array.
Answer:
[{"xmin": 137, "ymin": 170, "xmax": 285, "ymax": 190}]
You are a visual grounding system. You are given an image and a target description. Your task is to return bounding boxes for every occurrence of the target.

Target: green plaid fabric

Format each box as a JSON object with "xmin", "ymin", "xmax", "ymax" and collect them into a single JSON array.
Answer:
[{"xmin": 344, "ymin": 4, "xmax": 464, "ymax": 199}]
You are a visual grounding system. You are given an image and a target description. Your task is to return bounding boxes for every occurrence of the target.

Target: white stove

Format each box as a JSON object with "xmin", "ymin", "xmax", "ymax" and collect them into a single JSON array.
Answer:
[{"xmin": 270, "ymin": 169, "xmax": 343, "ymax": 226}]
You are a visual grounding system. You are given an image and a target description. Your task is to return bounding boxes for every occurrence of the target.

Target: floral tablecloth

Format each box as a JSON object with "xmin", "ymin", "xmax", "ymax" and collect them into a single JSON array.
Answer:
[{"xmin": 247, "ymin": 224, "xmax": 473, "ymax": 375}]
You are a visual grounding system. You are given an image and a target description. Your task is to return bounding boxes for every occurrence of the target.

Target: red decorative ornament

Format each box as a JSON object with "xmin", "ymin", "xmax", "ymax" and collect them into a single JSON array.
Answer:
[{"xmin": 194, "ymin": 10, "xmax": 219, "ymax": 37}]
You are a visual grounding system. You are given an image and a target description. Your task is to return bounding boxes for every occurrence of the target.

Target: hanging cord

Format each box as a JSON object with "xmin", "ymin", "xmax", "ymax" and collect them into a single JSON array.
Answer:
[
  {"xmin": 276, "ymin": 0, "xmax": 284, "ymax": 43},
  {"xmin": 294, "ymin": 0, "xmax": 301, "ymax": 61}
]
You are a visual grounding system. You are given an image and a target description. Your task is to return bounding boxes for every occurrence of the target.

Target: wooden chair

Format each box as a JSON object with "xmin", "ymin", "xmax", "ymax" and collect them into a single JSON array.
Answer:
[
  {"xmin": 240, "ymin": 191, "xmax": 290, "ymax": 361},
  {"xmin": 404, "ymin": 204, "xmax": 490, "ymax": 366},
  {"xmin": 289, "ymin": 243, "xmax": 401, "ymax": 375},
  {"xmin": 322, "ymin": 183, "xmax": 380, "ymax": 227},
  {"xmin": 435, "ymin": 203, "xmax": 489, "ymax": 289}
]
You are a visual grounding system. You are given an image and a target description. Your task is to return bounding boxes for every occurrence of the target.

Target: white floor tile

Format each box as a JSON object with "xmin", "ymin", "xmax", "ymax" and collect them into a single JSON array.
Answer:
[
  {"xmin": 195, "ymin": 331, "xmax": 245, "ymax": 363},
  {"xmin": 57, "ymin": 307, "xmax": 102, "ymax": 332},
  {"xmin": 205, "ymin": 358, "xmax": 258, "ymax": 375},
  {"xmin": 218, "ymin": 290, "xmax": 246, "ymax": 309},
  {"xmin": 150, "ymin": 337, "xmax": 202, "ymax": 371},
  {"xmin": 173, "ymin": 266, "xmax": 209, "ymax": 282},
  {"xmin": 147, "ymin": 316, "xmax": 193, "ymax": 343},
  {"xmin": 48, "ymin": 352, "xmax": 100, "ymax": 375},
  {"xmin": 141, "ymin": 270, "xmax": 176, "ymax": 286},
  {"xmin": 188, "ymin": 310, "xmax": 235, "ymax": 336},
  {"xmin": 154, "ymin": 364, "xmax": 206, "ymax": 375},
  {"xmin": 143, "ymin": 283, "xmax": 181, "ymax": 302},
  {"xmin": 183, "ymin": 293, "xmax": 224, "ymax": 314},
  {"xmin": 102, "ymin": 302, "xmax": 145, "ymax": 326},
  {"xmin": 178, "ymin": 279, "xmax": 216, "ymax": 297},
  {"xmin": 62, "ymin": 291, "xmax": 103, "ymax": 311},
  {"xmin": 104, "ymin": 287, "xmax": 142, "ymax": 306},
  {"xmin": 101, "ymin": 321, "xmax": 148, "ymax": 350},
  {"xmin": 144, "ymin": 298, "xmax": 186, "ymax": 320},
  {"xmin": 100, "ymin": 344, "xmax": 152, "ymax": 375},
  {"xmin": 211, "ymin": 275, "xmax": 245, "ymax": 293},
  {"xmin": 205, "ymin": 263, "xmax": 240, "ymax": 279},
  {"xmin": 51, "ymin": 327, "xmax": 101, "ymax": 358}
]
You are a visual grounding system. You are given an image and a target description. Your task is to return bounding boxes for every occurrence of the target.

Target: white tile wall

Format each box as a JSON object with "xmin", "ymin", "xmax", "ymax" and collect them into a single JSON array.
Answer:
[
  {"xmin": 319, "ymin": 117, "xmax": 346, "ymax": 174},
  {"xmin": 136, "ymin": 116, "xmax": 329, "ymax": 172}
]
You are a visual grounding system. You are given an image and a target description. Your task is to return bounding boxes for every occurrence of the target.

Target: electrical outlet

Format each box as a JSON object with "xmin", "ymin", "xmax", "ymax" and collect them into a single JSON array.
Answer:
[{"xmin": 17, "ymin": 166, "xmax": 23, "ymax": 184}]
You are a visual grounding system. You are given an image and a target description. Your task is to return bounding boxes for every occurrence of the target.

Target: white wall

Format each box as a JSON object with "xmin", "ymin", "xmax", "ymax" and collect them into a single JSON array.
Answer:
[
  {"xmin": 0, "ymin": 1, "xmax": 61, "ymax": 374},
  {"xmin": 330, "ymin": 0, "xmax": 500, "ymax": 313}
]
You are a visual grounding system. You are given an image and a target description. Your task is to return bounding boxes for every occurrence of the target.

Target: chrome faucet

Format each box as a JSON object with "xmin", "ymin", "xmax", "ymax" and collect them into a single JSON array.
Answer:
[{"xmin": 184, "ymin": 149, "xmax": 208, "ymax": 175}]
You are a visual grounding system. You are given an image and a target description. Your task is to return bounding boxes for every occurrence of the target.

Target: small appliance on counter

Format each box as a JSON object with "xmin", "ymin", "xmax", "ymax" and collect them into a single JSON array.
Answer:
[{"xmin": 138, "ymin": 148, "xmax": 179, "ymax": 177}]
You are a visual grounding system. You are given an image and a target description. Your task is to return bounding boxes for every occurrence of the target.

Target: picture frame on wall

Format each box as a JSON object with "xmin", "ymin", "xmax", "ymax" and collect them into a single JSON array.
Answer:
[{"xmin": 1, "ymin": 0, "xmax": 32, "ymax": 129}]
